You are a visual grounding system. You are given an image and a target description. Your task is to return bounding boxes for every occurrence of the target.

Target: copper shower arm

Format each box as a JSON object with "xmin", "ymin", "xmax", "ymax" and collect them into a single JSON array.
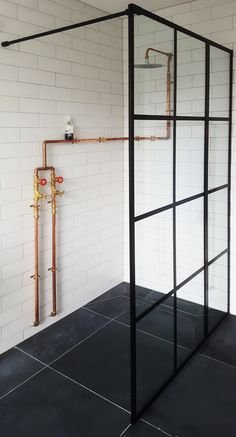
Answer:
[{"xmin": 145, "ymin": 47, "xmax": 173, "ymax": 61}]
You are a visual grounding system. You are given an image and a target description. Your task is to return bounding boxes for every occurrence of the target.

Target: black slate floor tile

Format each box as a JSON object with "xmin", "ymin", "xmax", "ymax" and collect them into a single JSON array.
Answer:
[
  {"xmin": 0, "ymin": 348, "xmax": 44, "ymax": 398},
  {"xmin": 0, "ymin": 367, "xmax": 129, "ymax": 437},
  {"xmin": 124, "ymin": 421, "xmax": 168, "ymax": 437},
  {"xmin": 18, "ymin": 307, "xmax": 107, "ymax": 364},
  {"xmin": 200, "ymin": 314, "xmax": 236, "ymax": 366},
  {"xmin": 144, "ymin": 354, "xmax": 236, "ymax": 437},
  {"xmin": 52, "ymin": 321, "xmax": 176, "ymax": 412}
]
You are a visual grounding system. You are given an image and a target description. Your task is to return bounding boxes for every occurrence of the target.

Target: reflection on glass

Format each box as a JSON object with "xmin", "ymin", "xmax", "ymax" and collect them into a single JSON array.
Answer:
[
  {"xmin": 177, "ymin": 32, "xmax": 205, "ymax": 116},
  {"xmin": 176, "ymin": 273, "xmax": 204, "ymax": 366},
  {"xmin": 208, "ymin": 254, "xmax": 228, "ymax": 331},
  {"xmin": 176, "ymin": 198, "xmax": 204, "ymax": 284},
  {"xmin": 134, "ymin": 14, "xmax": 174, "ymax": 115},
  {"xmin": 210, "ymin": 46, "xmax": 230, "ymax": 118},
  {"xmin": 208, "ymin": 122, "xmax": 229, "ymax": 190},
  {"xmin": 135, "ymin": 120, "xmax": 173, "ymax": 216},
  {"xmin": 176, "ymin": 121, "xmax": 204, "ymax": 201},
  {"xmin": 208, "ymin": 189, "xmax": 227, "ymax": 260},
  {"xmin": 136, "ymin": 295, "xmax": 175, "ymax": 412},
  {"xmin": 135, "ymin": 210, "xmax": 173, "ymax": 297}
]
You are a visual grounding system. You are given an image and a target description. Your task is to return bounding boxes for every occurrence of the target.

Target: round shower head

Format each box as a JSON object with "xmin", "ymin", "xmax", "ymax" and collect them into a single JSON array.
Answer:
[{"xmin": 134, "ymin": 63, "xmax": 164, "ymax": 69}]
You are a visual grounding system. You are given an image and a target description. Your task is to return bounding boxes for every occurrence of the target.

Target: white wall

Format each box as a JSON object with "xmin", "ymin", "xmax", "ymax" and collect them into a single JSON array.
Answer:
[
  {"xmin": 0, "ymin": 0, "xmax": 124, "ymax": 354},
  {"xmin": 123, "ymin": 0, "xmax": 235, "ymax": 314}
]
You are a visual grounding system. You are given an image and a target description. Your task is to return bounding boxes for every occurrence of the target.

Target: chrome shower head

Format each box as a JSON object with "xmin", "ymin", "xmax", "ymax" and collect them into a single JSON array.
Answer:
[{"xmin": 134, "ymin": 62, "xmax": 164, "ymax": 69}]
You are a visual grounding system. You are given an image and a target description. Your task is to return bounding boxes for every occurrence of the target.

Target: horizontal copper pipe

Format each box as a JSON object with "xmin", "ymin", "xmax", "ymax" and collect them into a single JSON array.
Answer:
[{"xmin": 42, "ymin": 135, "xmax": 169, "ymax": 167}]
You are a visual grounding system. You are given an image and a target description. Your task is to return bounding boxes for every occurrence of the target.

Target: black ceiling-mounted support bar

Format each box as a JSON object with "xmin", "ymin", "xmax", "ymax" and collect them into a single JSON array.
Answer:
[{"xmin": 1, "ymin": 9, "xmax": 128, "ymax": 47}]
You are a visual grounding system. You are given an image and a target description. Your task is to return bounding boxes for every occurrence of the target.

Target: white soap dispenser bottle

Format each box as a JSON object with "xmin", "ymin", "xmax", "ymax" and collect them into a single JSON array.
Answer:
[{"xmin": 65, "ymin": 116, "xmax": 74, "ymax": 140}]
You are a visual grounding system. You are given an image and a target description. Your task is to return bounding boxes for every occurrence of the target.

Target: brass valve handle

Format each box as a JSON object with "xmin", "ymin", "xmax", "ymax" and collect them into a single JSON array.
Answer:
[{"xmin": 34, "ymin": 176, "xmax": 47, "ymax": 202}]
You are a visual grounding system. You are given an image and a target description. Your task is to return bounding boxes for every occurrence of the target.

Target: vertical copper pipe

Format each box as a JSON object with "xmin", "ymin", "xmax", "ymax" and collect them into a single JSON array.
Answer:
[
  {"xmin": 50, "ymin": 169, "xmax": 57, "ymax": 317},
  {"xmin": 43, "ymin": 141, "xmax": 47, "ymax": 168},
  {"xmin": 31, "ymin": 171, "xmax": 41, "ymax": 326},
  {"xmin": 166, "ymin": 54, "xmax": 172, "ymax": 139},
  {"xmin": 33, "ymin": 202, "xmax": 39, "ymax": 326}
]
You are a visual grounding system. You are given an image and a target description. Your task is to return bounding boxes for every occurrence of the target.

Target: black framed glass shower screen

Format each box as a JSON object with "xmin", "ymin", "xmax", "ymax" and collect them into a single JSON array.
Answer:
[{"xmin": 128, "ymin": 4, "xmax": 233, "ymax": 423}]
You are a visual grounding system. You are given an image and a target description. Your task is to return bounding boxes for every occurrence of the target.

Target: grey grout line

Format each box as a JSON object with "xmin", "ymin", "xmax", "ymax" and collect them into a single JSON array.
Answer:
[
  {"xmin": 197, "ymin": 352, "xmax": 236, "ymax": 370},
  {"xmin": 47, "ymin": 365, "xmax": 131, "ymax": 415},
  {"xmin": 48, "ymin": 308, "xmax": 129, "ymax": 366},
  {"xmin": 15, "ymin": 346, "xmax": 48, "ymax": 367},
  {"xmin": 119, "ymin": 422, "xmax": 132, "ymax": 436},
  {"xmin": 141, "ymin": 419, "xmax": 173, "ymax": 437},
  {"xmin": 0, "ymin": 366, "xmax": 47, "ymax": 401},
  {"xmin": 0, "ymin": 309, "xmax": 126, "ymax": 402},
  {"xmin": 83, "ymin": 305, "xmax": 113, "ymax": 321},
  {"xmin": 123, "ymin": 295, "xmax": 199, "ymax": 318},
  {"xmin": 86, "ymin": 295, "xmax": 122, "ymax": 305},
  {"xmin": 83, "ymin": 305, "xmax": 191, "ymax": 352}
]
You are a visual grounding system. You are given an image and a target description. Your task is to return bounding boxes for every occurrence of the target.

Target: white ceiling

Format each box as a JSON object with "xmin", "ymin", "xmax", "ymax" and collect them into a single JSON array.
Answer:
[{"xmin": 83, "ymin": 0, "xmax": 191, "ymax": 14}]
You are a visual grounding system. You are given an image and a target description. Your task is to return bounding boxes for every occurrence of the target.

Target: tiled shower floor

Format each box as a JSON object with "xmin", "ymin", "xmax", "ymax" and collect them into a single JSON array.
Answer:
[{"xmin": 1, "ymin": 283, "xmax": 236, "ymax": 437}]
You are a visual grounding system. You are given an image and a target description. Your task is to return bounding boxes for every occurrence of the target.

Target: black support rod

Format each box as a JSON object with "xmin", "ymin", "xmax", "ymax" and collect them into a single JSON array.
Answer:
[
  {"xmin": 128, "ymin": 3, "xmax": 137, "ymax": 425},
  {"xmin": 1, "ymin": 9, "xmax": 128, "ymax": 47}
]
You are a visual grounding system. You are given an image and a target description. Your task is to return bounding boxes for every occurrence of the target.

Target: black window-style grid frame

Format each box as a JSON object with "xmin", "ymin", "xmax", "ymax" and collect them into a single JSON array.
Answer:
[
  {"xmin": 128, "ymin": 3, "xmax": 233, "ymax": 424},
  {"xmin": 1, "ymin": 2, "xmax": 233, "ymax": 426}
]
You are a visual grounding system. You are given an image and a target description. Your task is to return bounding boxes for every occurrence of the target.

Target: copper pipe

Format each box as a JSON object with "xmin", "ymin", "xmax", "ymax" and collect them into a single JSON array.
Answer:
[
  {"xmin": 42, "ymin": 135, "xmax": 169, "ymax": 167},
  {"xmin": 30, "ymin": 169, "xmax": 47, "ymax": 326},
  {"xmin": 35, "ymin": 83, "xmax": 173, "ymax": 324},
  {"xmin": 143, "ymin": 48, "xmax": 173, "ymax": 140},
  {"xmin": 48, "ymin": 169, "xmax": 57, "ymax": 317},
  {"xmin": 47, "ymin": 169, "xmax": 64, "ymax": 318}
]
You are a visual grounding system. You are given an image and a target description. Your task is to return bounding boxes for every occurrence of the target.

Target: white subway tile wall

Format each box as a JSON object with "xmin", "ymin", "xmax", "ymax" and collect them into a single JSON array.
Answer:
[{"xmin": 0, "ymin": 0, "xmax": 124, "ymax": 353}]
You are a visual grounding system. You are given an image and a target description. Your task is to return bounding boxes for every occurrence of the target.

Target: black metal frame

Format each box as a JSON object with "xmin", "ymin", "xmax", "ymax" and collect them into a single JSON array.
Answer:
[
  {"xmin": 128, "ymin": 3, "xmax": 233, "ymax": 424},
  {"xmin": 1, "ymin": 2, "xmax": 233, "ymax": 426}
]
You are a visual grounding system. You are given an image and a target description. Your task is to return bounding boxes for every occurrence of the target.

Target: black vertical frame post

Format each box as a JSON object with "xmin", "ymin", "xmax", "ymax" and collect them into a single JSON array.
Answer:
[
  {"xmin": 204, "ymin": 42, "xmax": 210, "ymax": 335},
  {"xmin": 173, "ymin": 29, "xmax": 177, "ymax": 370},
  {"xmin": 227, "ymin": 51, "xmax": 233, "ymax": 313},
  {"xmin": 128, "ymin": 3, "xmax": 136, "ymax": 425}
]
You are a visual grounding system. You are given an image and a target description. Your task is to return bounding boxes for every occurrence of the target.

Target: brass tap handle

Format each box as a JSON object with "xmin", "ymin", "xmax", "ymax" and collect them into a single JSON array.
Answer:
[
  {"xmin": 30, "ymin": 274, "xmax": 40, "ymax": 279},
  {"xmin": 33, "ymin": 176, "xmax": 47, "ymax": 202}
]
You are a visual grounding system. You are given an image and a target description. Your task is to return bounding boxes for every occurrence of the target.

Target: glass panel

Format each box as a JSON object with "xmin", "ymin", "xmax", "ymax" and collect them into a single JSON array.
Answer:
[
  {"xmin": 177, "ymin": 272, "xmax": 204, "ymax": 366},
  {"xmin": 136, "ymin": 294, "xmax": 175, "ymax": 412},
  {"xmin": 208, "ymin": 189, "xmax": 227, "ymax": 260},
  {"xmin": 208, "ymin": 122, "xmax": 229, "ymax": 190},
  {"xmin": 208, "ymin": 254, "xmax": 228, "ymax": 331},
  {"xmin": 176, "ymin": 198, "xmax": 204, "ymax": 284},
  {"xmin": 210, "ymin": 46, "xmax": 230, "ymax": 118},
  {"xmin": 135, "ymin": 120, "xmax": 173, "ymax": 216},
  {"xmin": 135, "ymin": 210, "xmax": 173, "ymax": 302},
  {"xmin": 177, "ymin": 32, "xmax": 205, "ymax": 116},
  {"xmin": 176, "ymin": 121, "xmax": 204, "ymax": 201},
  {"xmin": 134, "ymin": 14, "xmax": 174, "ymax": 115}
]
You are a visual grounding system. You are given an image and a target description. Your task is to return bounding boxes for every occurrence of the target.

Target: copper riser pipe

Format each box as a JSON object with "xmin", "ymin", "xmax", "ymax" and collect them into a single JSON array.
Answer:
[{"xmin": 32, "ymin": 54, "xmax": 172, "ymax": 325}]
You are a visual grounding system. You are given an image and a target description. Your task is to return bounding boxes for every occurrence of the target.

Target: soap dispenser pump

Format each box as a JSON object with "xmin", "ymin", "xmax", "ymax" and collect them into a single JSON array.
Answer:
[{"xmin": 65, "ymin": 116, "xmax": 74, "ymax": 140}]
